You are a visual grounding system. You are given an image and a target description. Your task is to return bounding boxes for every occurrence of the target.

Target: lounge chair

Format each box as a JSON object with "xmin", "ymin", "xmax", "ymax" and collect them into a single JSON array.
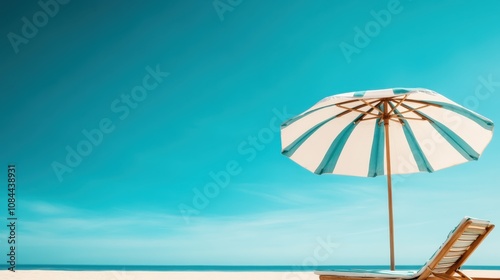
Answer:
[{"xmin": 316, "ymin": 217, "xmax": 495, "ymax": 280}]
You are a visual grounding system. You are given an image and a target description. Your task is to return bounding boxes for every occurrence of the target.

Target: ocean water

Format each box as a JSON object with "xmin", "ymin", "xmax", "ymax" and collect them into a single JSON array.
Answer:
[{"xmin": 1, "ymin": 265, "xmax": 500, "ymax": 271}]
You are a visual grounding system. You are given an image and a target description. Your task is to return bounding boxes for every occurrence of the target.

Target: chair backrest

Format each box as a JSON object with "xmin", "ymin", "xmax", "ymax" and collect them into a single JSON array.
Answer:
[{"xmin": 416, "ymin": 217, "xmax": 494, "ymax": 280}]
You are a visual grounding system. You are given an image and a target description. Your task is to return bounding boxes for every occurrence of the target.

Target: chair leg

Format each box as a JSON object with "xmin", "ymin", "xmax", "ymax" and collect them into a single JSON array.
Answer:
[{"xmin": 455, "ymin": 270, "xmax": 473, "ymax": 280}]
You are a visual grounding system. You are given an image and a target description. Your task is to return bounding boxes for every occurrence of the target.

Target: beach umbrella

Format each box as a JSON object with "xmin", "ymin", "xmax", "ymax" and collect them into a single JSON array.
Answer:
[{"xmin": 280, "ymin": 88, "xmax": 494, "ymax": 270}]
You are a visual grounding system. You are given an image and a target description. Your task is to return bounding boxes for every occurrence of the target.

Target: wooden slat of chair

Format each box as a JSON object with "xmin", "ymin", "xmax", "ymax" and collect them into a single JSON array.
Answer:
[
  {"xmin": 417, "ymin": 220, "xmax": 475, "ymax": 280},
  {"xmin": 444, "ymin": 251, "xmax": 467, "ymax": 257},
  {"xmin": 441, "ymin": 256, "xmax": 461, "ymax": 263},
  {"xmin": 446, "ymin": 224, "xmax": 495, "ymax": 274},
  {"xmin": 453, "ymin": 240, "xmax": 475, "ymax": 247},
  {"xmin": 436, "ymin": 260, "xmax": 457, "ymax": 267},
  {"xmin": 451, "ymin": 244, "xmax": 472, "ymax": 249},
  {"xmin": 462, "ymin": 231, "xmax": 483, "ymax": 236},
  {"xmin": 470, "ymin": 222, "xmax": 491, "ymax": 227},
  {"xmin": 457, "ymin": 235, "xmax": 479, "ymax": 241},
  {"xmin": 464, "ymin": 228, "xmax": 487, "ymax": 234}
]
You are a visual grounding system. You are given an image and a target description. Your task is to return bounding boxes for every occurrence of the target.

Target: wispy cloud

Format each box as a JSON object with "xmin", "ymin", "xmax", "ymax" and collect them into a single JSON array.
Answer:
[
  {"xmin": 21, "ymin": 200, "xmax": 80, "ymax": 215},
  {"xmin": 233, "ymin": 184, "xmax": 325, "ymax": 205},
  {"xmin": 232, "ymin": 181, "xmax": 388, "ymax": 205}
]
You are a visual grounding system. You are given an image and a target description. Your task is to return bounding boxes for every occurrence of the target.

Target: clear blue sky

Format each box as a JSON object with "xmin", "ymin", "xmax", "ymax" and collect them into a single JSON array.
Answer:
[{"xmin": 1, "ymin": 0, "xmax": 500, "ymax": 266}]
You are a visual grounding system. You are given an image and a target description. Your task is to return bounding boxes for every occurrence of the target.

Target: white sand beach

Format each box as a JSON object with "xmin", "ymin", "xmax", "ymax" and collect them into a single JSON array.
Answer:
[
  {"xmin": 0, "ymin": 270, "xmax": 314, "ymax": 280},
  {"xmin": 1, "ymin": 270, "xmax": 500, "ymax": 280}
]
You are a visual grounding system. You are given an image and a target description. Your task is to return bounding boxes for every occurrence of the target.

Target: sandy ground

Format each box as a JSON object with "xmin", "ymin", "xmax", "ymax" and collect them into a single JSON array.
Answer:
[
  {"xmin": 0, "ymin": 271, "xmax": 314, "ymax": 280},
  {"xmin": 0, "ymin": 270, "xmax": 499, "ymax": 280}
]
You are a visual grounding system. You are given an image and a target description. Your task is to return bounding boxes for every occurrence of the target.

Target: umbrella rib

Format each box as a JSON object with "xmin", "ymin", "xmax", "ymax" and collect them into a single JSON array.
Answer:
[
  {"xmin": 354, "ymin": 105, "xmax": 379, "ymax": 124},
  {"xmin": 387, "ymin": 95, "xmax": 408, "ymax": 116},
  {"xmin": 393, "ymin": 116, "xmax": 427, "ymax": 121},
  {"xmin": 336, "ymin": 100, "xmax": 380, "ymax": 118},
  {"xmin": 389, "ymin": 118, "xmax": 404, "ymax": 123},
  {"xmin": 403, "ymin": 99, "xmax": 443, "ymax": 108},
  {"xmin": 398, "ymin": 104, "xmax": 431, "ymax": 115},
  {"xmin": 388, "ymin": 101, "xmax": 405, "ymax": 125},
  {"xmin": 361, "ymin": 99, "xmax": 384, "ymax": 114},
  {"xmin": 388, "ymin": 100, "xmax": 428, "ymax": 122},
  {"xmin": 284, "ymin": 100, "xmax": 382, "ymax": 128},
  {"xmin": 358, "ymin": 116, "xmax": 381, "ymax": 122},
  {"xmin": 398, "ymin": 104, "xmax": 431, "ymax": 121},
  {"xmin": 336, "ymin": 104, "xmax": 379, "ymax": 117}
]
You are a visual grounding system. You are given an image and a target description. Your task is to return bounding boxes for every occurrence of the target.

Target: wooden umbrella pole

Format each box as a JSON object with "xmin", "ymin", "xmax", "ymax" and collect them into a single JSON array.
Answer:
[{"xmin": 384, "ymin": 100, "xmax": 395, "ymax": 271}]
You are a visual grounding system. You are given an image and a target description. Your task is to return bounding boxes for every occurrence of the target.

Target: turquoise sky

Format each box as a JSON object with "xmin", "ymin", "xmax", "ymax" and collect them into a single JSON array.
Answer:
[{"xmin": 1, "ymin": 0, "xmax": 500, "ymax": 267}]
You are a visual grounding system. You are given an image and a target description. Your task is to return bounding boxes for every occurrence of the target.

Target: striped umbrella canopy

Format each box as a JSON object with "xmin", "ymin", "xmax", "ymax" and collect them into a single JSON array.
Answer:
[{"xmin": 280, "ymin": 88, "xmax": 494, "ymax": 270}]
